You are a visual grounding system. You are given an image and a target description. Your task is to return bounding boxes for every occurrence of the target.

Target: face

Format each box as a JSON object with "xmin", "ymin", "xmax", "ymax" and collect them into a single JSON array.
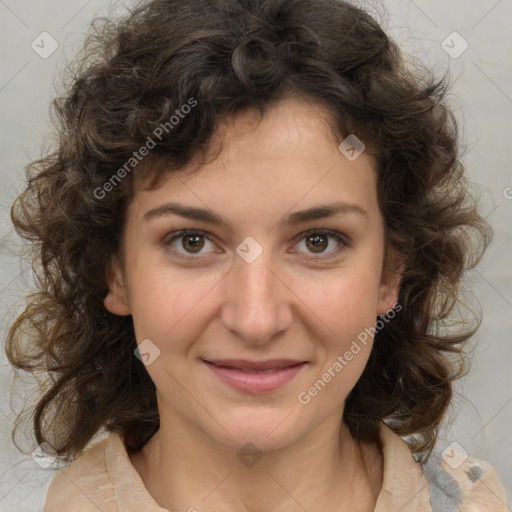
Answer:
[{"xmin": 105, "ymin": 96, "xmax": 401, "ymax": 454}]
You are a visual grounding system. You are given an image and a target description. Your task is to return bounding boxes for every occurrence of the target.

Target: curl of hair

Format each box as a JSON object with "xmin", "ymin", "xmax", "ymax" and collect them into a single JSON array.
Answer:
[{"xmin": 6, "ymin": 0, "xmax": 492, "ymax": 463}]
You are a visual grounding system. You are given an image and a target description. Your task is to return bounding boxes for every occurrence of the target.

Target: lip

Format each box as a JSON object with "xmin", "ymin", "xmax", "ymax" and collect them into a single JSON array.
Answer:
[
  {"xmin": 203, "ymin": 359, "xmax": 305, "ymax": 371},
  {"xmin": 203, "ymin": 360, "xmax": 307, "ymax": 394}
]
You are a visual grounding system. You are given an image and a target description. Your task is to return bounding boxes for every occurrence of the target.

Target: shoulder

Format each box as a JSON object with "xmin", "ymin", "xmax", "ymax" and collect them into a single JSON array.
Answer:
[
  {"xmin": 43, "ymin": 432, "xmax": 123, "ymax": 512},
  {"xmin": 424, "ymin": 445, "xmax": 509, "ymax": 512},
  {"xmin": 376, "ymin": 422, "xmax": 509, "ymax": 511}
]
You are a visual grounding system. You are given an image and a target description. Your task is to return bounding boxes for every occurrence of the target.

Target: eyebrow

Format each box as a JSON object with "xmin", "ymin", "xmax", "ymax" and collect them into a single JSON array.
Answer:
[{"xmin": 143, "ymin": 200, "xmax": 368, "ymax": 231}]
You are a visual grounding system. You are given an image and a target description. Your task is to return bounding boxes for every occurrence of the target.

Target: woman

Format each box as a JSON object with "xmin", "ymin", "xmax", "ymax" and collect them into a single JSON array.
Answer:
[{"xmin": 6, "ymin": 0, "xmax": 508, "ymax": 510}]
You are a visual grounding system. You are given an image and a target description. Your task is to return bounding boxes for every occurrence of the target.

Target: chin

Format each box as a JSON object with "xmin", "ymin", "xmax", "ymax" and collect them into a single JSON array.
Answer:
[{"xmin": 209, "ymin": 411, "xmax": 305, "ymax": 453}]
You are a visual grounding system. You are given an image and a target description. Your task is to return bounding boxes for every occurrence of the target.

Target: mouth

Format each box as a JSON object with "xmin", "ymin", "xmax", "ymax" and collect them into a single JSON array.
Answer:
[
  {"xmin": 202, "ymin": 359, "xmax": 307, "ymax": 372},
  {"xmin": 202, "ymin": 359, "xmax": 308, "ymax": 393}
]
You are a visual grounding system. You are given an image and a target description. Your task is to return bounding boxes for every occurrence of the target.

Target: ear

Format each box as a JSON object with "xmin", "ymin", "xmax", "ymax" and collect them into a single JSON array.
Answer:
[
  {"xmin": 377, "ymin": 248, "xmax": 404, "ymax": 316},
  {"xmin": 104, "ymin": 258, "xmax": 131, "ymax": 316}
]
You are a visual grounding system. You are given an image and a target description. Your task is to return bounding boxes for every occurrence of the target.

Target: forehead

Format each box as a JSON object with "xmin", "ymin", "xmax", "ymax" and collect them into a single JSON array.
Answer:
[{"xmin": 129, "ymin": 96, "xmax": 379, "ymax": 223}]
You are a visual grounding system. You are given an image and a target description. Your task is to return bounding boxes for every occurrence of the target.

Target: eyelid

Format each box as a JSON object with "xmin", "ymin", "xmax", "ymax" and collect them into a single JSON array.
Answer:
[{"xmin": 162, "ymin": 228, "xmax": 350, "ymax": 260}]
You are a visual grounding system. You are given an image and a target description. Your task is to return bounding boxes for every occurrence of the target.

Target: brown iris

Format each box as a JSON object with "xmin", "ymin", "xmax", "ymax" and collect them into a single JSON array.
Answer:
[
  {"xmin": 182, "ymin": 234, "xmax": 205, "ymax": 253},
  {"xmin": 306, "ymin": 234, "xmax": 328, "ymax": 253}
]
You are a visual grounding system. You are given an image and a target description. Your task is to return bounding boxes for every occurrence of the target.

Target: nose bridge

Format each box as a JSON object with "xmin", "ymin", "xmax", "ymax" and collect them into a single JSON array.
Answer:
[{"xmin": 220, "ymin": 243, "xmax": 291, "ymax": 342}]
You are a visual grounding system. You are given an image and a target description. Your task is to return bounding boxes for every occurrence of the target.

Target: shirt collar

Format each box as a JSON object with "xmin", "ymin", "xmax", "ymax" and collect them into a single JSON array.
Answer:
[{"xmin": 375, "ymin": 421, "xmax": 432, "ymax": 511}]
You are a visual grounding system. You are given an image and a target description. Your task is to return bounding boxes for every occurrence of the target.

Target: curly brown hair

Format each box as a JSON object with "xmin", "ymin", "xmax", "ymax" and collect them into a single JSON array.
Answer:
[{"xmin": 6, "ymin": 0, "xmax": 492, "ymax": 464}]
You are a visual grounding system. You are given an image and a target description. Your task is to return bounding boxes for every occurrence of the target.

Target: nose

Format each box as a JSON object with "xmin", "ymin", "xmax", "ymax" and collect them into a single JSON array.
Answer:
[{"xmin": 220, "ymin": 247, "xmax": 293, "ymax": 344}]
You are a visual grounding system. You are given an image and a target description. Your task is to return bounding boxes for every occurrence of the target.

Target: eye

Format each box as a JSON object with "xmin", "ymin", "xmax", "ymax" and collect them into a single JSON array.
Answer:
[
  {"xmin": 162, "ymin": 228, "xmax": 350, "ymax": 260},
  {"xmin": 163, "ymin": 229, "xmax": 219, "ymax": 258},
  {"xmin": 291, "ymin": 229, "xmax": 349, "ymax": 260}
]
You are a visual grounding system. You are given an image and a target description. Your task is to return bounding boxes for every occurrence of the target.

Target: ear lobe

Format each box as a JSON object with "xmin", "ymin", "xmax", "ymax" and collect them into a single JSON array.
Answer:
[
  {"xmin": 104, "ymin": 260, "xmax": 131, "ymax": 316},
  {"xmin": 377, "ymin": 249, "xmax": 404, "ymax": 316}
]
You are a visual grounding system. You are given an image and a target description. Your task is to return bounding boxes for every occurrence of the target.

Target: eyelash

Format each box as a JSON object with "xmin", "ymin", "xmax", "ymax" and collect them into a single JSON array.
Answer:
[{"xmin": 162, "ymin": 228, "xmax": 350, "ymax": 261}]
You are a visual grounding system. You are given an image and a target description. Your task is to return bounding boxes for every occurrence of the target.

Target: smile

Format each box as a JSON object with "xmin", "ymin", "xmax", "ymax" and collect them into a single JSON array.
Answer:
[{"xmin": 203, "ymin": 360, "xmax": 308, "ymax": 394}]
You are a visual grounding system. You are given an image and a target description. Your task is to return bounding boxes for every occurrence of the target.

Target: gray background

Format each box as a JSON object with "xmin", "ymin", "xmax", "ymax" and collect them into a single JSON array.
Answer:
[{"xmin": 0, "ymin": 0, "xmax": 511, "ymax": 510}]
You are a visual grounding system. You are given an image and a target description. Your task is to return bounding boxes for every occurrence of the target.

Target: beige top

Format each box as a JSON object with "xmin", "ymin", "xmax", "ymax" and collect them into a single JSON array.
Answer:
[{"xmin": 44, "ymin": 422, "xmax": 508, "ymax": 511}]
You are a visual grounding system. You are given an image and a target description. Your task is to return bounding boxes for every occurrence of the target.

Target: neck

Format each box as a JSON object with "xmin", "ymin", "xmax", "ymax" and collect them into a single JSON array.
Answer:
[{"xmin": 130, "ymin": 410, "xmax": 383, "ymax": 512}]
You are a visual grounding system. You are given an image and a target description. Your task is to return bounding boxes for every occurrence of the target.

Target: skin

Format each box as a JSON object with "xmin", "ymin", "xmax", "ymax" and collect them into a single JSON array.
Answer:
[{"xmin": 105, "ymin": 96, "xmax": 402, "ymax": 512}]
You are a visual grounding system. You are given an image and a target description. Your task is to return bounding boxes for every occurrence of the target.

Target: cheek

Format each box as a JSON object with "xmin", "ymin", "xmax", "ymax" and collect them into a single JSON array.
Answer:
[
  {"xmin": 127, "ymin": 263, "xmax": 222, "ymax": 347},
  {"xmin": 294, "ymin": 261, "xmax": 383, "ymax": 339},
  {"xmin": 290, "ymin": 258, "xmax": 382, "ymax": 386},
  {"xmin": 294, "ymin": 274, "xmax": 379, "ymax": 410}
]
